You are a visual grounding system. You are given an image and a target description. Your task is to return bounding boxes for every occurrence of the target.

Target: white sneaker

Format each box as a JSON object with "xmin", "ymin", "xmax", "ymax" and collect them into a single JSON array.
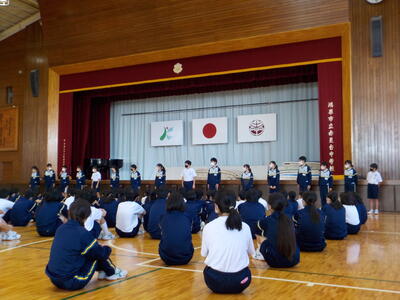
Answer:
[
  {"xmin": 106, "ymin": 268, "xmax": 128, "ymax": 281},
  {"xmin": 2, "ymin": 231, "xmax": 20, "ymax": 241},
  {"xmin": 98, "ymin": 271, "xmax": 106, "ymax": 280},
  {"xmin": 99, "ymin": 231, "xmax": 115, "ymax": 240},
  {"xmin": 253, "ymin": 248, "xmax": 265, "ymax": 261},
  {"xmin": 368, "ymin": 209, "xmax": 374, "ymax": 214},
  {"xmin": 374, "ymin": 209, "xmax": 379, "ymax": 215}
]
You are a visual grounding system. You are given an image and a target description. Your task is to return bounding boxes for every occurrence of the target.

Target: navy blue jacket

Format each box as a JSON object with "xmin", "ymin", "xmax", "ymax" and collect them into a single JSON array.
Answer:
[
  {"xmin": 142, "ymin": 198, "xmax": 156, "ymax": 232},
  {"xmin": 321, "ymin": 204, "xmax": 347, "ymax": 240},
  {"xmin": 110, "ymin": 171, "xmax": 120, "ymax": 188},
  {"xmin": 147, "ymin": 198, "xmax": 167, "ymax": 239},
  {"xmin": 238, "ymin": 201, "xmax": 265, "ymax": 239},
  {"xmin": 294, "ymin": 206, "xmax": 326, "ymax": 252},
  {"xmin": 59, "ymin": 172, "xmax": 70, "ymax": 187},
  {"xmin": 201, "ymin": 200, "xmax": 218, "ymax": 223},
  {"xmin": 344, "ymin": 168, "xmax": 358, "ymax": 187},
  {"xmin": 10, "ymin": 197, "xmax": 35, "ymax": 226},
  {"xmin": 356, "ymin": 202, "xmax": 367, "ymax": 225},
  {"xmin": 35, "ymin": 201, "xmax": 67, "ymax": 236},
  {"xmin": 256, "ymin": 211, "xmax": 300, "ymax": 268},
  {"xmin": 297, "ymin": 165, "xmax": 312, "ymax": 188},
  {"xmin": 241, "ymin": 172, "xmax": 254, "ymax": 191},
  {"xmin": 130, "ymin": 171, "xmax": 141, "ymax": 189},
  {"xmin": 319, "ymin": 169, "xmax": 333, "ymax": 188},
  {"xmin": 267, "ymin": 168, "xmax": 280, "ymax": 187},
  {"xmin": 76, "ymin": 171, "xmax": 86, "ymax": 187},
  {"xmin": 184, "ymin": 200, "xmax": 206, "ymax": 234},
  {"xmin": 44, "ymin": 169, "xmax": 56, "ymax": 187},
  {"xmin": 30, "ymin": 172, "xmax": 40, "ymax": 188},
  {"xmin": 159, "ymin": 211, "xmax": 194, "ymax": 265},
  {"xmin": 99, "ymin": 199, "xmax": 119, "ymax": 228},
  {"xmin": 284, "ymin": 200, "xmax": 299, "ymax": 219},
  {"xmin": 207, "ymin": 166, "xmax": 221, "ymax": 186},
  {"xmin": 46, "ymin": 220, "xmax": 111, "ymax": 280},
  {"xmin": 155, "ymin": 171, "xmax": 166, "ymax": 187}
]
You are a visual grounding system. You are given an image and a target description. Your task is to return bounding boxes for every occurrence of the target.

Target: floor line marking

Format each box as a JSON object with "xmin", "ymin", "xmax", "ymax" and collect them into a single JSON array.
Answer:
[
  {"xmin": 0, "ymin": 238, "xmax": 53, "ymax": 253},
  {"xmin": 138, "ymin": 264, "xmax": 400, "ymax": 295},
  {"xmin": 137, "ymin": 257, "xmax": 161, "ymax": 265},
  {"xmin": 108, "ymin": 241, "xmax": 159, "ymax": 257},
  {"xmin": 363, "ymin": 230, "xmax": 400, "ymax": 235}
]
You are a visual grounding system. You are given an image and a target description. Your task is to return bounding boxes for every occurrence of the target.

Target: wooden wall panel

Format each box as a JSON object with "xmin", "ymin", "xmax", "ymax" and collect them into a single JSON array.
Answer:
[
  {"xmin": 0, "ymin": 22, "xmax": 48, "ymax": 183},
  {"xmin": 351, "ymin": 0, "xmax": 400, "ymax": 179},
  {"xmin": 38, "ymin": 0, "xmax": 349, "ymax": 67}
]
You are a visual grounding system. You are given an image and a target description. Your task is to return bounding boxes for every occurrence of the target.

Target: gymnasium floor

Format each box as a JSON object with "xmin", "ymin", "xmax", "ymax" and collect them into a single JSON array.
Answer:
[{"xmin": 1, "ymin": 214, "xmax": 400, "ymax": 300}]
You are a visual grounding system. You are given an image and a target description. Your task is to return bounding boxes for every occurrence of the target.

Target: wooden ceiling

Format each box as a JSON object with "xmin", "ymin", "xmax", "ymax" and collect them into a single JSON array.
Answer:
[{"xmin": 0, "ymin": 0, "xmax": 40, "ymax": 41}]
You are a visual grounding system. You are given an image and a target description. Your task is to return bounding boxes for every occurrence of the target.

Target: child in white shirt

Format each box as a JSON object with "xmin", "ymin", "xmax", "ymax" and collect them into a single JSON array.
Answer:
[{"xmin": 367, "ymin": 163, "xmax": 383, "ymax": 215}]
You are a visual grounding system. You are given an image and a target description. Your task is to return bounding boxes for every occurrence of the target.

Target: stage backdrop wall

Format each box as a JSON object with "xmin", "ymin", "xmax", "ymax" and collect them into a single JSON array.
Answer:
[{"xmin": 110, "ymin": 82, "xmax": 319, "ymax": 180}]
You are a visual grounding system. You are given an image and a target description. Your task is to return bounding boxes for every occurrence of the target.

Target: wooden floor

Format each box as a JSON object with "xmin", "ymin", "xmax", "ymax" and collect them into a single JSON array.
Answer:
[{"xmin": 1, "ymin": 214, "xmax": 400, "ymax": 300}]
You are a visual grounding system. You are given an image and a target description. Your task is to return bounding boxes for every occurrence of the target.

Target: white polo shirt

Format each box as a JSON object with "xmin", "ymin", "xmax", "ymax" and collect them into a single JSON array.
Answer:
[
  {"xmin": 297, "ymin": 198, "xmax": 305, "ymax": 210},
  {"xmin": 0, "ymin": 198, "xmax": 14, "ymax": 217},
  {"xmin": 64, "ymin": 196, "xmax": 75, "ymax": 209},
  {"xmin": 367, "ymin": 171, "xmax": 383, "ymax": 185},
  {"xmin": 201, "ymin": 216, "xmax": 255, "ymax": 273},
  {"xmin": 258, "ymin": 197, "xmax": 268, "ymax": 210},
  {"xmin": 343, "ymin": 205, "xmax": 360, "ymax": 226},
  {"xmin": 91, "ymin": 171, "xmax": 102, "ymax": 182},
  {"xmin": 116, "ymin": 201, "xmax": 145, "ymax": 232},
  {"xmin": 84, "ymin": 206, "xmax": 103, "ymax": 231},
  {"xmin": 181, "ymin": 167, "xmax": 197, "ymax": 182}
]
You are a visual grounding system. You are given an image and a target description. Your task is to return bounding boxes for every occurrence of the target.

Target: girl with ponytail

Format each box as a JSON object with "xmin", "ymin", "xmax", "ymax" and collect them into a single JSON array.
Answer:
[
  {"xmin": 255, "ymin": 193, "xmax": 300, "ymax": 268},
  {"xmin": 201, "ymin": 190, "xmax": 254, "ymax": 294},
  {"xmin": 293, "ymin": 191, "xmax": 326, "ymax": 252}
]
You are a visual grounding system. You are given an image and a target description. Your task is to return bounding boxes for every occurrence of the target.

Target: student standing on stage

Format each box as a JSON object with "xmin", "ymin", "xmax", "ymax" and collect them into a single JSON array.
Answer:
[
  {"xmin": 181, "ymin": 160, "xmax": 196, "ymax": 191},
  {"xmin": 297, "ymin": 156, "xmax": 312, "ymax": 193},
  {"xmin": 29, "ymin": 166, "xmax": 41, "ymax": 192},
  {"xmin": 75, "ymin": 166, "xmax": 86, "ymax": 190},
  {"xmin": 344, "ymin": 160, "xmax": 358, "ymax": 192},
  {"xmin": 267, "ymin": 161, "xmax": 280, "ymax": 194},
  {"xmin": 147, "ymin": 187, "xmax": 169, "ymax": 239},
  {"xmin": 321, "ymin": 191, "xmax": 347, "ymax": 240},
  {"xmin": 159, "ymin": 192, "xmax": 194, "ymax": 265},
  {"xmin": 109, "ymin": 166, "xmax": 120, "ymax": 190},
  {"xmin": 44, "ymin": 163, "xmax": 56, "ymax": 191},
  {"xmin": 45, "ymin": 199, "xmax": 127, "ymax": 291},
  {"xmin": 367, "ymin": 163, "xmax": 383, "ymax": 215},
  {"xmin": 255, "ymin": 193, "xmax": 300, "ymax": 268},
  {"xmin": 207, "ymin": 157, "xmax": 221, "ymax": 191},
  {"xmin": 130, "ymin": 164, "xmax": 141, "ymax": 191},
  {"xmin": 201, "ymin": 190, "xmax": 254, "ymax": 294},
  {"xmin": 241, "ymin": 164, "xmax": 254, "ymax": 191},
  {"xmin": 318, "ymin": 162, "xmax": 333, "ymax": 207},
  {"xmin": 155, "ymin": 163, "xmax": 166, "ymax": 188},
  {"xmin": 91, "ymin": 166, "xmax": 101, "ymax": 192},
  {"xmin": 115, "ymin": 192, "xmax": 145, "ymax": 238},
  {"xmin": 294, "ymin": 191, "xmax": 326, "ymax": 252},
  {"xmin": 35, "ymin": 191, "xmax": 68, "ymax": 236},
  {"xmin": 59, "ymin": 166, "xmax": 70, "ymax": 194}
]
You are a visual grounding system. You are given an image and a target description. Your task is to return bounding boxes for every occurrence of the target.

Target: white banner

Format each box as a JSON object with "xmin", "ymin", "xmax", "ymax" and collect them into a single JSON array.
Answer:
[
  {"xmin": 192, "ymin": 117, "xmax": 228, "ymax": 145},
  {"xmin": 237, "ymin": 113, "xmax": 277, "ymax": 143},
  {"xmin": 151, "ymin": 120, "xmax": 184, "ymax": 146}
]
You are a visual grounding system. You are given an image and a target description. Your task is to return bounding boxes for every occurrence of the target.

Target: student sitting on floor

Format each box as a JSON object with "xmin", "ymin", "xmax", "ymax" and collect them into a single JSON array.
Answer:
[
  {"xmin": 340, "ymin": 192, "xmax": 361, "ymax": 235},
  {"xmin": 284, "ymin": 191, "xmax": 299, "ymax": 219},
  {"xmin": 202, "ymin": 190, "xmax": 218, "ymax": 223},
  {"xmin": 294, "ymin": 191, "xmax": 326, "ymax": 252},
  {"xmin": 115, "ymin": 192, "xmax": 145, "ymax": 238},
  {"xmin": 352, "ymin": 192, "xmax": 367, "ymax": 225},
  {"xmin": 142, "ymin": 190, "xmax": 157, "ymax": 232},
  {"xmin": 159, "ymin": 192, "xmax": 194, "ymax": 265},
  {"xmin": 99, "ymin": 191, "xmax": 119, "ymax": 228},
  {"xmin": 256, "ymin": 189, "xmax": 268, "ymax": 210},
  {"xmin": 184, "ymin": 190, "xmax": 206, "ymax": 234},
  {"xmin": 296, "ymin": 192, "xmax": 305, "ymax": 210},
  {"xmin": 0, "ymin": 216, "xmax": 20, "ymax": 241},
  {"xmin": 0, "ymin": 188, "xmax": 14, "ymax": 223},
  {"xmin": 10, "ymin": 190, "xmax": 36, "ymax": 226},
  {"xmin": 35, "ymin": 191, "xmax": 68, "ymax": 236},
  {"xmin": 45, "ymin": 199, "xmax": 127, "ymax": 290},
  {"xmin": 321, "ymin": 191, "xmax": 347, "ymax": 240},
  {"xmin": 238, "ymin": 188, "xmax": 265, "ymax": 239},
  {"xmin": 201, "ymin": 190, "xmax": 254, "ymax": 294},
  {"xmin": 255, "ymin": 193, "xmax": 300, "ymax": 268},
  {"xmin": 147, "ymin": 187, "xmax": 169, "ymax": 239}
]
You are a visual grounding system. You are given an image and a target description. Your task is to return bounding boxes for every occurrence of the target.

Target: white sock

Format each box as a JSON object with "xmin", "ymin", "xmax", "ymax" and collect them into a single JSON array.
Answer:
[{"xmin": 100, "ymin": 222, "xmax": 110, "ymax": 234}]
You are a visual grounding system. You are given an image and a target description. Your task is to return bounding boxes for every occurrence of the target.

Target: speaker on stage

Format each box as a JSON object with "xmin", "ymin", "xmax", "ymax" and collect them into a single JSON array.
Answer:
[
  {"xmin": 30, "ymin": 69, "xmax": 40, "ymax": 97},
  {"xmin": 109, "ymin": 159, "xmax": 123, "ymax": 169}
]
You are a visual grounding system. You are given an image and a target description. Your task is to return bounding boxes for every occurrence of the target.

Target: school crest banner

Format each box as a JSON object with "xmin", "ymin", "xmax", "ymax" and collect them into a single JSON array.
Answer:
[
  {"xmin": 237, "ymin": 113, "xmax": 277, "ymax": 143},
  {"xmin": 151, "ymin": 120, "xmax": 184, "ymax": 146}
]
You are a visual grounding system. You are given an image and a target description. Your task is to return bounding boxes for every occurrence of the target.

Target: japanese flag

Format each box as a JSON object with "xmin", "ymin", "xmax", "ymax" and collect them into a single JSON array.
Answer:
[{"xmin": 192, "ymin": 117, "xmax": 228, "ymax": 145}]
